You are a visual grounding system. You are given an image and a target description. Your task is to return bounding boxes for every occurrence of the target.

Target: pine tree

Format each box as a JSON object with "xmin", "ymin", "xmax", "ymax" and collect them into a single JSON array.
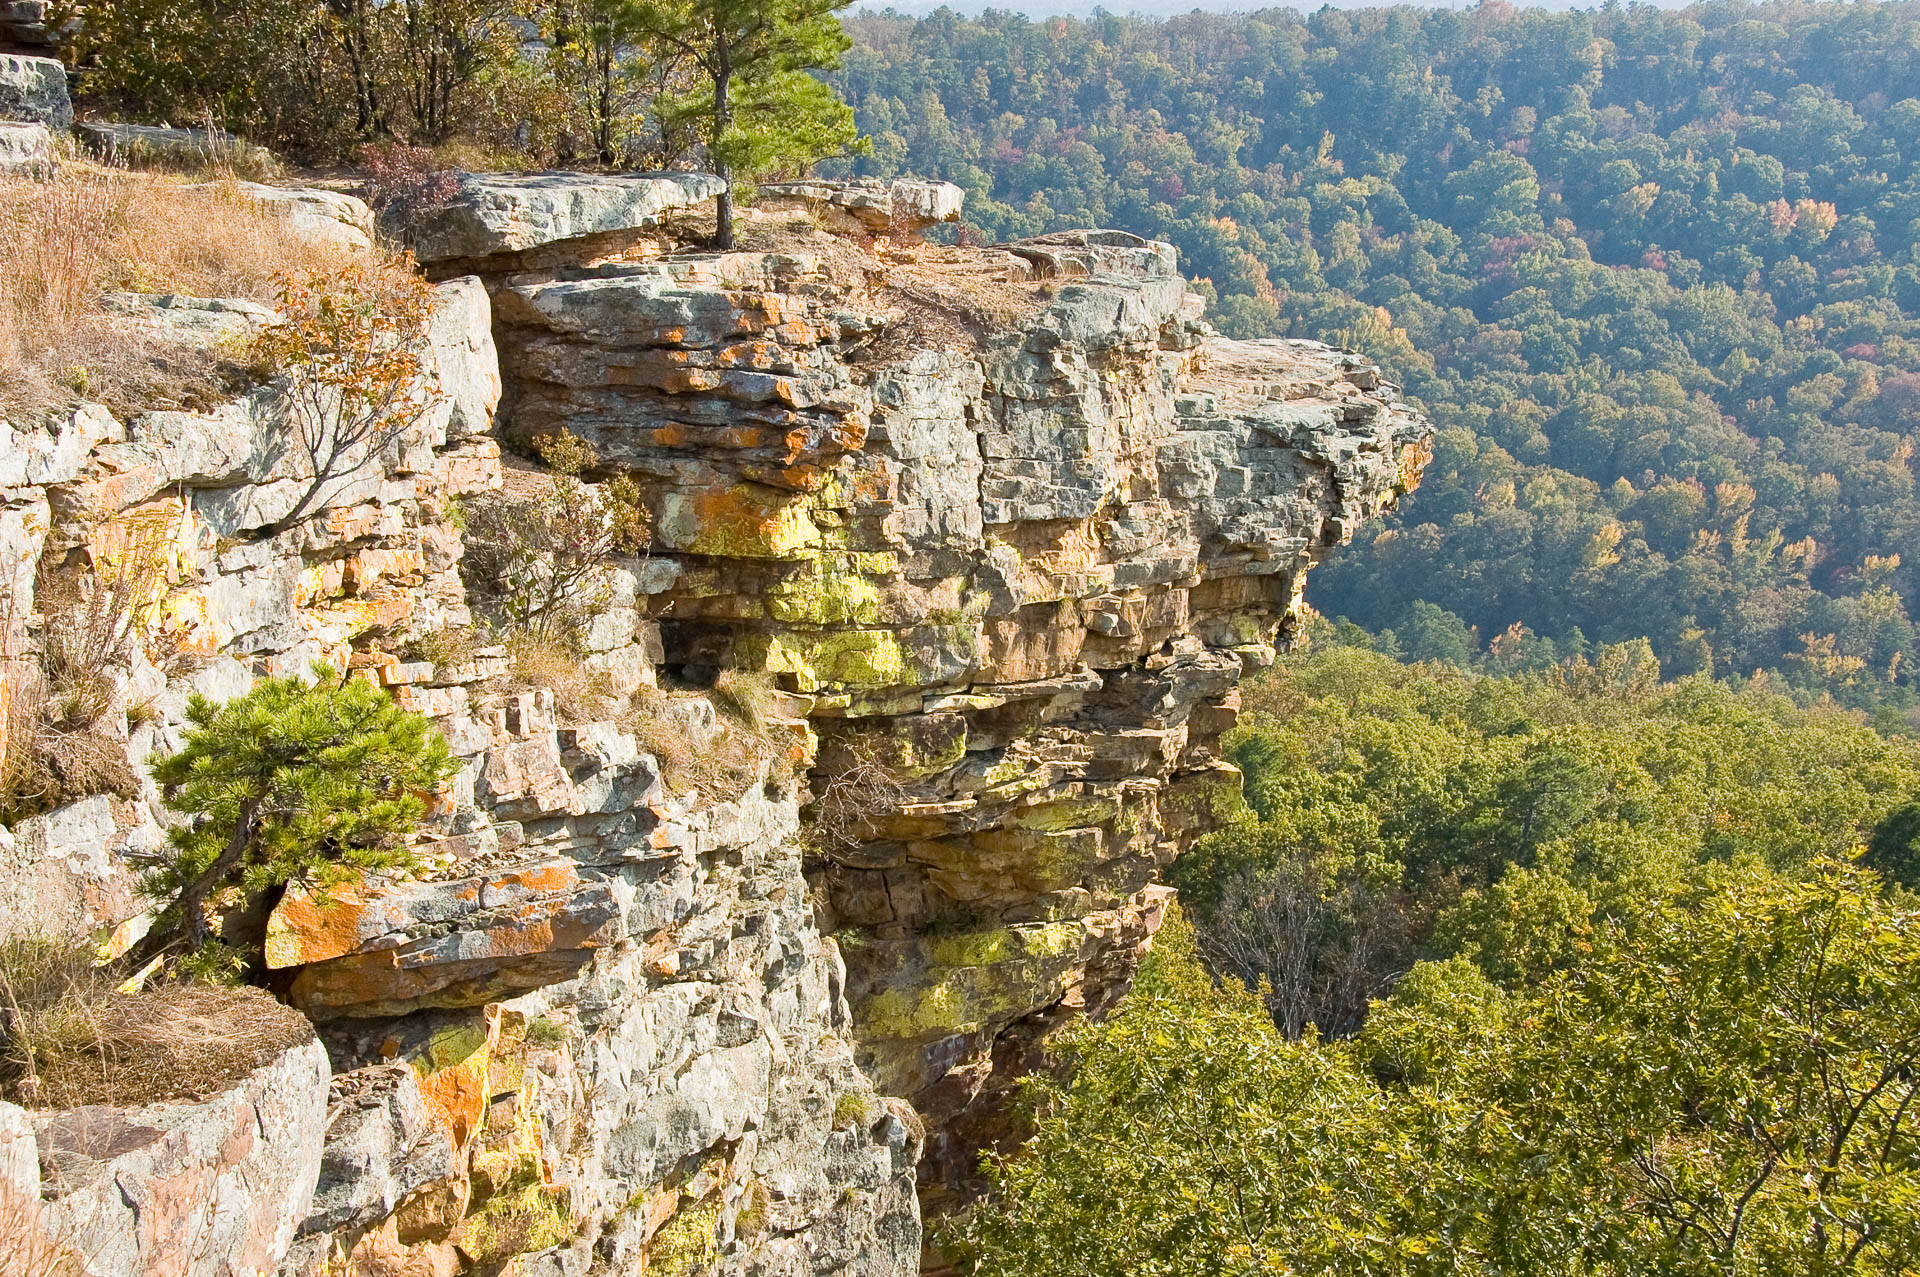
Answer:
[
  {"xmin": 631, "ymin": 0, "xmax": 860, "ymax": 248},
  {"xmin": 139, "ymin": 671, "xmax": 455, "ymax": 959}
]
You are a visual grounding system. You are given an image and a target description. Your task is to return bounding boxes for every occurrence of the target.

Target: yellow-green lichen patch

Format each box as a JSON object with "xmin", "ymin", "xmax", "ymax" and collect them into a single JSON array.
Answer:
[
  {"xmin": 454, "ymin": 1078, "xmax": 571, "ymax": 1263},
  {"xmin": 755, "ymin": 628, "xmax": 913, "ymax": 691},
  {"xmin": 860, "ymin": 926, "xmax": 1088, "ymax": 1041},
  {"xmin": 663, "ymin": 485, "xmax": 824, "ymax": 560},
  {"xmin": 1010, "ymin": 797, "xmax": 1118, "ymax": 834},
  {"xmin": 648, "ymin": 1194, "xmax": 722, "ymax": 1276},
  {"xmin": 766, "ymin": 560, "xmax": 891, "ymax": 627}
]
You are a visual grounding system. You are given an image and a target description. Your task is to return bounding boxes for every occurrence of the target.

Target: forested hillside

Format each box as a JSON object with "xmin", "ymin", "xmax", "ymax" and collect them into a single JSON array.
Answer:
[
  {"xmin": 948, "ymin": 638, "xmax": 1920, "ymax": 1276},
  {"xmin": 830, "ymin": 2, "xmax": 1920, "ymax": 722}
]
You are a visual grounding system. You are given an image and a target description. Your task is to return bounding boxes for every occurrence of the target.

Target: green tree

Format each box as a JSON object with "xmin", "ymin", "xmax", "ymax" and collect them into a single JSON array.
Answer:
[
  {"xmin": 632, "ymin": 0, "xmax": 860, "ymax": 247},
  {"xmin": 139, "ymin": 672, "xmax": 455, "ymax": 959},
  {"xmin": 956, "ymin": 863, "xmax": 1920, "ymax": 1277}
]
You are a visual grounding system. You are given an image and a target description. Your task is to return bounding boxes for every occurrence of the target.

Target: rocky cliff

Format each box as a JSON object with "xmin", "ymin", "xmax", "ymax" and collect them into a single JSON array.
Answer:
[{"xmin": 0, "ymin": 168, "xmax": 1428, "ymax": 1274}]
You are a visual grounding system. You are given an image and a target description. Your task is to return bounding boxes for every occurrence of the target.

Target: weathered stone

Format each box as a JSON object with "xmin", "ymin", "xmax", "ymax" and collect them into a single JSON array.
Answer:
[
  {"xmin": 100, "ymin": 291, "xmax": 278, "ymax": 345},
  {"xmin": 487, "ymin": 217, "xmax": 1429, "ymax": 1208},
  {"xmin": 218, "ymin": 181, "xmax": 376, "ymax": 251},
  {"xmin": 74, "ymin": 120, "xmax": 278, "ymax": 172},
  {"xmin": 759, "ymin": 177, "xmax": 966, "ymax": 233},
  {"xmin": 0, "ymin": 117, "xmax": 50, "ymax": 170},
  {"xmin": 296, "ymin": 1064, "xmax": 458, "ymax": 1236},
  {"xmin": 407, "ymin": 171, "xmax": 726, "ymax": 265},
  {"xmin": 0, "ymin": 52, "xmax": 66, "ymax": 127},
  {"xmin": 34, "ymin": 1035, "xmax": 330, "ymax": 1277}
]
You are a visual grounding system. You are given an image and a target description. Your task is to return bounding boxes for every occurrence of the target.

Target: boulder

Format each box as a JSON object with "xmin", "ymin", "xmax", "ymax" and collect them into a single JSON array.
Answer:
[
  {"xmin": 75, "ymin": 121, "xmax": 277, "ymax": 173},
  {"xmin": 218, "ymin": 182, "xmax": 376, "ymax": 251},
  {"xmin": 407, "ymin": 170, "xmax": 726, "ymax": 265},
  {"xmin": 0, "ymin": 52, "xmax": 66, "ymax": 128},
  {"xmin": 758, "ymin": 177, "xmax": 965, "ymax": 233},
  {"xmin": 0, "ymin": 118, "xmax": 51, "ymax": 172},
  {"xmin": 296, "ymin": 1064, "xmax": 458, "ymax": 1237},
  {"xmin": 33, "ymin": 1034, "xmax": 331, "ymax": 1277}
]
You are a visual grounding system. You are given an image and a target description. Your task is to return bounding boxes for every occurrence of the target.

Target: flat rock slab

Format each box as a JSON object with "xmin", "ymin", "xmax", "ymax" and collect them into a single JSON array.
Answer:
[
  {"xmin": 0, "ymin": 52, "xmax": 66, "ymax": 127},
  {"xmin": 407, "ymin": 170, "xmax": 725, "ymax": 264},
  {"xmin": 759, "ymin": 177, "xmax": 965, "ymax": 232},
  {"xmin": 75, "ymin": 121, "xmax": 277, "ymax": 172},
  {"xmin": 0, "ymin": 118, "xmax": 51, "ymax": 171}
]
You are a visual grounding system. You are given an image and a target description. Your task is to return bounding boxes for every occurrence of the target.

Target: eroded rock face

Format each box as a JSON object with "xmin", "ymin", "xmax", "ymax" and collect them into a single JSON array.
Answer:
[
  {"xmin": 26, "ymin": 1035, "xmax": 331, "ymax": 1277},
  {"xmin": 0, "ymin": 176, "xmax": 1427, "ymax": 1274},
  {"xmin": 483, "ymin": 211, "xmax": 1431, "ymax": 1203}
]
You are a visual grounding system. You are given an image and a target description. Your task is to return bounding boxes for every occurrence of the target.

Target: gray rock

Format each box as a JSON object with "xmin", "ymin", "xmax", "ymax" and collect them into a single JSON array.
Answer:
[
  {"xmin": 407, "ymin": 170, "xmax": 726, "ymax": 264},
  {"xmin": 100, "ymin": 292, "xmax": 278, "ymax": 345},
  {"xmin": 34, "ymin": 1034, "xmax": 330, "ymax": 1277},
  {"xmin": 758, "ymin": 177, "xmax": 965, "ymax": 232},
  {"xmin": 297, "ymin": 1064, "xmax": 456, "ymax": 1235},
  {"xmin": 74, "ymin": 121, "xmax": 275, "ymax": 172},
  {"xmin": 0, "ymin": 117, "xmax": 51, "ymax": 171},
  {"xmin": 213, "ymin": 182, "xmax": 375, "ymax": 251},
  {"xmin": 0, "ymin": 53, "xmax": 67, "ymax": 128}
]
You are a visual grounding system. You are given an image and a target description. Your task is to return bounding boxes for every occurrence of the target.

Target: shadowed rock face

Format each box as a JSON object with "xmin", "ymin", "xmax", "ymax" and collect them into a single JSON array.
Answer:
[{"xmin": 486, "ymin": 218, "xmax": 1431, "ymax": 1205}]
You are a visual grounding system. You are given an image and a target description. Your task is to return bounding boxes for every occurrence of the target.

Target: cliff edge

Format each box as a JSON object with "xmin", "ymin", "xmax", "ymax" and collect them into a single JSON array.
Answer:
[{"xmin": 0, "ymin": 173, "xmax": 1429, "ymax": 1274}]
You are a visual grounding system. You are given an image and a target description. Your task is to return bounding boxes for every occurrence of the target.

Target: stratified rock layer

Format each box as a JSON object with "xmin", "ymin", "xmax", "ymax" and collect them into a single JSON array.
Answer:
[
  {"xmin": 486, "ymin": 215, "xmax": 1431, "ymax": 1203},
  {"xmin": 410, "ymin": 171, "xmax": 729, "ymax": 269},
  {"xmin": 0, "ymin": 174, "xmax": 1428, "ymax": 1273}
]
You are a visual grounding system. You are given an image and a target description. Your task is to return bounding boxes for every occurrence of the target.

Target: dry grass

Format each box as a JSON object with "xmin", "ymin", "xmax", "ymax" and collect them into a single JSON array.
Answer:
[
  {"xmin": 500, "ymin": 632, "xmax": 620, "ymax": 725},
  {"xmin": 0, "ymin": 935, "xmax": 313, "ymax": 1109},
  {"xmin": 0, "ymin": 164, "xmax": 362, "ymax": 423},
  {"xmin": 709, "ymin": 668, "xmax": 777, "ymax": 734},
  {"xmin": 622, "ymin": 687, "xmax": 780, "ymax": 802}
]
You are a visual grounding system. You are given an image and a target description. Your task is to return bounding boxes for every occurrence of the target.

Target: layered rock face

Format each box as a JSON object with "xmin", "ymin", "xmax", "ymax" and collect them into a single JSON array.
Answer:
[
  {"xmin": 0, "ymin": 172, "xmax": 1426, "ymax": 1273},
  {"xmin": 483, "ymin": 212, "xmax": 1430, "ymax": 1202}
]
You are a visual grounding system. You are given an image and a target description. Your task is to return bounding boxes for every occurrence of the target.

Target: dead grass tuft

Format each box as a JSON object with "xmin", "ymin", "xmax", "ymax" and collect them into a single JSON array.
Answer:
[
  {"xmin": 0, "ymin": 165, "xmax": 363, "ymax": 424},
  {"xmin": 501, "ymin": 632, "xmax": 620, "ymax": 725},
  {"xmin": 622, "ymin": 687, "xmax": 780, "ymax": 802},
  {"xmin": 0, "ymin": 935, "xmax": 313, "ymax": 1109},
  {"xmin": 0, "ymin": 1174, "xmax": 85, "ymax": 1277},
  {"xmin": 709, "ymin": 668, "xmax": 776, "ymax": 734}
]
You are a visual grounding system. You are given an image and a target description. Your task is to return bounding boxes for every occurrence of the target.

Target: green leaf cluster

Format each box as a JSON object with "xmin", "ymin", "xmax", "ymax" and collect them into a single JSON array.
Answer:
[
  {"xmin": 958, "ymin": 864, "xmax": 1920, "ymax": 1276},
  {"xmin": 143, "ymin": 671, "xmax": 455, "ymax": 951}
]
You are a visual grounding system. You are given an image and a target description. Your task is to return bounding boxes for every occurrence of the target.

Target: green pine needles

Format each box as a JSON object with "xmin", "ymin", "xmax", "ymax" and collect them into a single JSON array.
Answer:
[{"xmin": 139, "ymin": 670, "xmax": 455, "ymax": 959}]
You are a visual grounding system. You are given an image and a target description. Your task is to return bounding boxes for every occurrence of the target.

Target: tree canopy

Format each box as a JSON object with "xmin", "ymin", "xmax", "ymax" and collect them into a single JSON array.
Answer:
[{"xmin": 829, "ymin": 2, "xmax": 1920, "ymax": 722}]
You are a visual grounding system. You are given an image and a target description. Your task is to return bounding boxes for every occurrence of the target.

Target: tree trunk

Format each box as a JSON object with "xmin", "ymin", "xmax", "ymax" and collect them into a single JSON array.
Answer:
[
  {"xmin": 713, "ymin": 33, "xmax": 734, "ymax": 250},
  {"xmin": 126, "ymin": 798, "xmax": 259, "ymax": 969}
]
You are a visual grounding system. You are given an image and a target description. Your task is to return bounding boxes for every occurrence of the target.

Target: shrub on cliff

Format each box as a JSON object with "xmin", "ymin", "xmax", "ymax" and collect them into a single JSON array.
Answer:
[
  {"xmin": 136, "ymin": 671, "xmax": 455, "ymax": 962},
  {"xmin": 462, "ymin": 430, "xmax": 648, "ymax": 648},
  {"xmin": 250, "ymin": 256, "xmax": 444, "ymax": 538}
]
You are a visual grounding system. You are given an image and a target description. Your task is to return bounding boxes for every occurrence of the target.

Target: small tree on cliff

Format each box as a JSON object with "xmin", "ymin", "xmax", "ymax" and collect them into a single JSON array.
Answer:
[
  {"xmin": 137, "ymin": 672, "xmax": 454, "ymax": 962},
  {"xmin": 630, "ymin": 0, "xmax": 860, "ymax": 248}
]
